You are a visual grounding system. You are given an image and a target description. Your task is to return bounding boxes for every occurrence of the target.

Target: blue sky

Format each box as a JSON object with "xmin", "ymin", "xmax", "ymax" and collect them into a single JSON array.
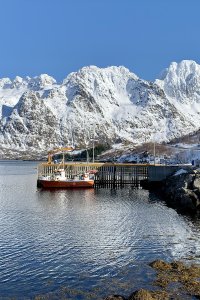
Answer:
[{"xmin": 0, "ymin": 0, "xmax": 200, "ymax": 81}]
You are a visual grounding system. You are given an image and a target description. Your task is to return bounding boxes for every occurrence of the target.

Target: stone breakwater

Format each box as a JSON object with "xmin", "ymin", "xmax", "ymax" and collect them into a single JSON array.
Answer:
[{"xmin": 162, "ymin": 168, "xmax": 200, "ymax": 211}]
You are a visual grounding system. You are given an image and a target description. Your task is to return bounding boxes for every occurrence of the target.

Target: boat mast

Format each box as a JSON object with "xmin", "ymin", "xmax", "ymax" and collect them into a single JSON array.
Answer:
[{"xmin": 62, "ymin": 152, "xmax": 65, "ymax": 169}]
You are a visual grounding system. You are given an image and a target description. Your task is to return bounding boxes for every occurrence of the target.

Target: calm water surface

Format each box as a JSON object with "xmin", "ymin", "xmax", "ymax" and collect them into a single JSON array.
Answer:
[{"xmin": 0, "ymin": 161, "xmax": 199, "ymax": 299}]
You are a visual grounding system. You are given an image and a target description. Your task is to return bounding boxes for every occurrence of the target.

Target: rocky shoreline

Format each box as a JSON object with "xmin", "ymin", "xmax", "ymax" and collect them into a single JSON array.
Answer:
[
  {"xmin": 162, "ymin": 167, "xmax": 200, "ymax": 212},
  {"xmin": 104, "ymin": 260, "xmax": 200, "ymax": 300}
]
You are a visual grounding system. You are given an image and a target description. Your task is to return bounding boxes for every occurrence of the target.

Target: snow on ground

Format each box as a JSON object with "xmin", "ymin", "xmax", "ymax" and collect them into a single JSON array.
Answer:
[{"xmin": 173, "ymin": 169, "xmax": 188, "ymax": 176}]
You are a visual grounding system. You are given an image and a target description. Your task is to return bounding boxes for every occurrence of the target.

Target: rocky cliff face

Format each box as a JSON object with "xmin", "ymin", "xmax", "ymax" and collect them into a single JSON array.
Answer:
[
  {"xmin": 0, "ymin": 60, "xmax": 200, "ymax": 158},
  {"xmin": 163, "ymin": 168, "xmax": 200, "ymax": 211}
]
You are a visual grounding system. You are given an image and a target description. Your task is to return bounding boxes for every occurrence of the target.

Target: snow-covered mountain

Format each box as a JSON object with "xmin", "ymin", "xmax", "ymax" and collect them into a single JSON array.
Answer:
[{"xmin": 0, "ymin": 60, "xmax": 200, "ymax": 159}]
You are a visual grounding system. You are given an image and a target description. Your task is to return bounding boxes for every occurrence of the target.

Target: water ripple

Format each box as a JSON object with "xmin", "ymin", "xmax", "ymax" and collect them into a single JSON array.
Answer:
[{"xmin": 0, "ymin": 162, "xmax": 199, "ymax": 299}]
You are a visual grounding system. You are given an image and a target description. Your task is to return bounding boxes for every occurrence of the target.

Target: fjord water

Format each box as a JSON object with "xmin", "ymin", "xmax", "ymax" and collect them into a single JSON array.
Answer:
[{"xmin": 0, "ymin": 161, "xmax": 199, "ymax": 299}]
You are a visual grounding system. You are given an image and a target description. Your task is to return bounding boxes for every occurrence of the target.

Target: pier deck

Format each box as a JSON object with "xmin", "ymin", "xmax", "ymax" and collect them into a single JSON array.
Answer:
[{"xmin": 37, "ymin": 162, "xmax": 184, "ymax": 188}]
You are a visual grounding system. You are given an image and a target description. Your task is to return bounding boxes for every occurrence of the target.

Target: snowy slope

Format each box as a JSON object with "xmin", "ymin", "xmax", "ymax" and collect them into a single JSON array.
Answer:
[
  {"xmin": 156, "ymin": 60, "xmax": 200, "ymax": 131},
  {"xmin": 0, "ymin": 61, "xmax": 200, "ymax": 158}
]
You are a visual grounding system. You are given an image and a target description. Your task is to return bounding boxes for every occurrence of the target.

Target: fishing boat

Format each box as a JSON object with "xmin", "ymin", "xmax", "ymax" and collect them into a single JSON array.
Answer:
[
  {"xmin": 38, "ymin": 168, "xmax": 95, "ymax": 188},
  {"xmin": 37, "ymin": 146, "xmax": 98, "ymax": 188}
]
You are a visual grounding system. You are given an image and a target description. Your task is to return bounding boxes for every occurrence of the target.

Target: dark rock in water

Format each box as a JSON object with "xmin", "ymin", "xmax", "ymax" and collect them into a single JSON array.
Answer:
[
  {"xmin": 170, "ymin": 261, "xmax": 186, "ymax": 271},
  {"xmin": 149, "ymin": 260, "xmax": 200, "ymax": 297},
  {"xmin": 128, "ymin": 289, "xmax": 169, "ymax": 300},
  {"xmin": 104, "ymin": 295, "xmax": 126, "ymax": 300},
  {"xmin": 163, "ymin": 168, "xmax": 200, "ymax": 211},
  {"xmin": 128, "ymin": 289, "xmax": 154, "ymax": 300},
  {"xmin": 105, "ymin": 260, "xmax": 200, "ymax": 300},
  {"xmin": 183, "ymin": 280, "xmax": 200, "ymax": 298},
  {"xmin": 149, "ymin": 259, "xmax": 172, "ymax": 271}
]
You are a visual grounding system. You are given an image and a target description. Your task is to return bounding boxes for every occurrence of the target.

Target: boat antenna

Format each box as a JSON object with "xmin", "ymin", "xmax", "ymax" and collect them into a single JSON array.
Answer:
[{"xmin": 62, "ymin": 151, "xmax": 65, "ymax": 169}]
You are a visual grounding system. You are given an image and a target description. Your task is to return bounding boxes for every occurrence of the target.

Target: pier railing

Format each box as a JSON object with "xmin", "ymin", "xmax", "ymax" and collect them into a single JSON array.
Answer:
[{"xmin": 38, "ymin": 162, "xmax": 104, "ymax": 178}]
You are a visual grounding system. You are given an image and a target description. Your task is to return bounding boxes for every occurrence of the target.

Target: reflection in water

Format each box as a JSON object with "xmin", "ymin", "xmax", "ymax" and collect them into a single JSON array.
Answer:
[{"xmin": 0, "ymin": 161, "xmax": 199, "ymax": 299}]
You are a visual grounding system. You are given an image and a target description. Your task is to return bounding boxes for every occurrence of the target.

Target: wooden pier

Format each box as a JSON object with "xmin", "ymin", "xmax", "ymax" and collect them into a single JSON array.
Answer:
[
  {"xmin": 38, "ymin": 162, "xmax": 148, "ymax": 188},
  {"xmin": 38, "ymin": 162, "xmax": 184, "ymax": 188},
  {"xmin": 37, "ymin": 162, "xmax": 184, "ymax": 188}
]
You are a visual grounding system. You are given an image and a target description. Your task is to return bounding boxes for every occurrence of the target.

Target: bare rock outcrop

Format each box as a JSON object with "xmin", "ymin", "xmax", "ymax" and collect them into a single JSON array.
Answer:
[{"xmin": 163, "ymin": 169, "xmax": 200, "ymax": 211}]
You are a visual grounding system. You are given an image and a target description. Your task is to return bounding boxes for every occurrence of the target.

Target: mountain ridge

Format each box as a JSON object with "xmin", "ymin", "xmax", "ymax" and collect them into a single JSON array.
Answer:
[{"xmin": 0, "ymin": 60, "xmax": 200, "ymax": 159}]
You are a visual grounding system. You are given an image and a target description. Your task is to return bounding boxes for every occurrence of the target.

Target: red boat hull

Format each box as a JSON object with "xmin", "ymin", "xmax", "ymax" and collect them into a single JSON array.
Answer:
[{"xmin": 39, "ymin": 179, "xmax": 94, "ymax": 188}]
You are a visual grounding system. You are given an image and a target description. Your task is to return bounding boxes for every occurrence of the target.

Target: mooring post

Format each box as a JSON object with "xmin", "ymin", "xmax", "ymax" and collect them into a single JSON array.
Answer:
[{"xmin": 113, "ymin": 165, "xmax": 116, "ymax": 188}]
